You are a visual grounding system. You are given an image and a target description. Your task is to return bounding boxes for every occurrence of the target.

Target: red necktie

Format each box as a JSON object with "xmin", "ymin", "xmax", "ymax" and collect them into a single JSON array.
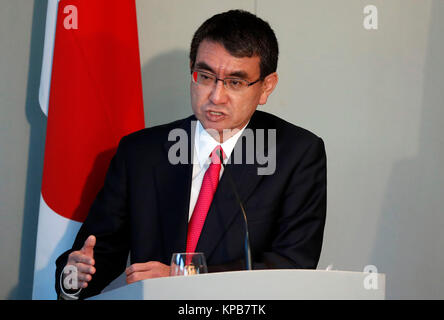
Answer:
[{"xmin": 186, "ymin": 145, "xmax": 224, "ymax": 253}]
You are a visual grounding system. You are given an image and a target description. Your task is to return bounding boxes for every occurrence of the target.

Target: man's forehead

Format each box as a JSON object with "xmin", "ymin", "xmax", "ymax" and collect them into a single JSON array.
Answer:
[{"xmin": 195, "ymin": 40, "xmax": 260, "ymax": 78}]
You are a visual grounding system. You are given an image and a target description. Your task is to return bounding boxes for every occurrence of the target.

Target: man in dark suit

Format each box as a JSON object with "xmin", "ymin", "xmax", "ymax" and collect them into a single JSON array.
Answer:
[{"xmin": 55, "ymin": 9, "xmax": 326, "ymax": 300}]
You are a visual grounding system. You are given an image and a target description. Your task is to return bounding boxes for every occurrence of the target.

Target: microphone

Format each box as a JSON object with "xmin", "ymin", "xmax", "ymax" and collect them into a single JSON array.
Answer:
[{"xmin": 217, "ymin": 149, "xmax": 253, "ymax": 271}]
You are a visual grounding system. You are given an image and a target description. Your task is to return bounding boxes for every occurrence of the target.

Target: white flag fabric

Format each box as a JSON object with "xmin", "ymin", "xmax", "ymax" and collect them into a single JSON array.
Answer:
[
  {"xmin": 33, "ymin": 197, "xmax": 82, "ymax": 299},
  {"xmin": 38, "ymin": 0, "xmax": 58, "ymax": 117},
  {"xmin": 33, "ymin": 0, "xmax": 81, "ymax": 300}
]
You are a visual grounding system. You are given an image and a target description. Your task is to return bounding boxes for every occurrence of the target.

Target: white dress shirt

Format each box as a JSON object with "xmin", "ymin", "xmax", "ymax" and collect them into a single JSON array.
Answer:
[{"xmin": 188, "ymin": 121, "xmax": 247, "ymax": 221}]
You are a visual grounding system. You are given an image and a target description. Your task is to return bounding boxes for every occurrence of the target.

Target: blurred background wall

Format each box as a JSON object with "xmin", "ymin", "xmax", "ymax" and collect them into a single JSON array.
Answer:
[{"xmin": 1, "ymin": 0, "xmax": 443, "ymax": 299}]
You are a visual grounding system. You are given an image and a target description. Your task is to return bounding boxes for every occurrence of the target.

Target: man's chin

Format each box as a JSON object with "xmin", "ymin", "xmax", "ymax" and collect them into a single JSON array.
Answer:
[
  {"xmin": 202, "ymin": 125, "xmax": 225, "ymax": 142},
  {"xmin": 199, "ymin": 118, "xmax": 225, "ymax": 134}
]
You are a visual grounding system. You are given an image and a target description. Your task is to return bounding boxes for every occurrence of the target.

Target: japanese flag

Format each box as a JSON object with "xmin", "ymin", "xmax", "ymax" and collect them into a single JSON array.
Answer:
[{"xmin": 33, "ymin": 0, "xmax": 145, "ymax": 299}]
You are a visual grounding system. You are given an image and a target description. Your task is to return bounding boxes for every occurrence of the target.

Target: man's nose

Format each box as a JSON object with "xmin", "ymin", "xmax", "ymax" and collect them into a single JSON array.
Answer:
[{"xmin": 209, "ymin": 79, "xmax": 228, "ymax": 105}]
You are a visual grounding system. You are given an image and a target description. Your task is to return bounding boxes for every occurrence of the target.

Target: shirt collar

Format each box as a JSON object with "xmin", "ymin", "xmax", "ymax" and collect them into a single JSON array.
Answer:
[{"xmin": 194, "ymin": 120, "xmax": 248, "ymax": 168}]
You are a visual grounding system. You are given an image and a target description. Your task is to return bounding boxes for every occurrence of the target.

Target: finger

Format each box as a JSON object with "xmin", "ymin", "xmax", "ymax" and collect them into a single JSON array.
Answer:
[
  {"xmin": 81, "ymin": 235, "xmax": 96, "ymax": 257},
  {"xmin": 126, "ymin": 270, "xmax": 166, "ymax": 284},
  {"xmin": 68, "ymin": 253, "xmax": 95, "ymax": 266},
  {"xmin": 77, "ymin": 272, "xmax": 93, "ymax": 282},
  {"xmin": 126, "ymin": 271, "xmax": 150, "ymax": 284},
  {"xmin": 62, "ymin": 270, "xmax": 93, "ymax": 290},
  {"xmin": 126, "ymin": 261, "xmax": 169, "ymax": 276},
  {"xmin": 75, "ymin": 263, "xmax": 96, "ymax": 275},
  {"xmin": 126, "ymin": 267, "xmax": 170, "ymax": 284},
  {"xmin": 125, "ymin": 263, "xmax": 150, "ymax": 276},
  {"xmin": 145, "ymin": 261, "xmax": 163, "ymax": 268}
]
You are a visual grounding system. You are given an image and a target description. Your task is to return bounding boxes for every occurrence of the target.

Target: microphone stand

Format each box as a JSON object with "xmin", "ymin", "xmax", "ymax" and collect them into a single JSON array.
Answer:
[{"xmin": 218, "ymin": 150, "xmax": 253, "ymax": 270}]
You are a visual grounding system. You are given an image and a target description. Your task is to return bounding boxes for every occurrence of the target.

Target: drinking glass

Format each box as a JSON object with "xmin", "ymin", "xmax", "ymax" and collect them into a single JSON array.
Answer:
[{"xmin": 170, "ymin": 252, "xmax": 208, "ymax": 276}]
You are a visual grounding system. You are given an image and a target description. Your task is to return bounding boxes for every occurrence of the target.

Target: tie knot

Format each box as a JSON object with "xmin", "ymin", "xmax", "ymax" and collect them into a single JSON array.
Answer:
[{"xmin": 210, "ymin": 145, "xmax": 225, "ymax": 164}]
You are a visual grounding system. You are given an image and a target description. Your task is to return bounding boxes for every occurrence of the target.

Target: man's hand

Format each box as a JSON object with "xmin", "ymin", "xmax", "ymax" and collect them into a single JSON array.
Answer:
[
  {"xmin": 64, "ymin": 235, "xmax": 96, "ymax": 290},
  {"xmin": 125, "ymin": 261, "xmax": 170, "ymax": 284}
]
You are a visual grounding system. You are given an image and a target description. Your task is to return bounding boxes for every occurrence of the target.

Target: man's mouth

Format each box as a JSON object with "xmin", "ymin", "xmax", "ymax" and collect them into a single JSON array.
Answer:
[{"xmin": 205, "ymin": 109, "xmax": 227, "ymax": 121}]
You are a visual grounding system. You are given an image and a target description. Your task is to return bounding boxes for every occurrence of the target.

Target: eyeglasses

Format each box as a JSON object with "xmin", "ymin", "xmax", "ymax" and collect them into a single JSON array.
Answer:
[{"xmin": 191, "ymin": 70, "xmax": 261, "ymax": 92}]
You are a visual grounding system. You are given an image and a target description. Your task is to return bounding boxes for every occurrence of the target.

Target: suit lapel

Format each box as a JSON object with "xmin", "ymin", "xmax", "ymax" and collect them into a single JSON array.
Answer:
[
  {"xmin": 196, "ymin": 162, "xmax": 262, "ymax": 260},
  {"xmin": 155, "ymin": 117, "xmax": 195, "ymax": 256}
]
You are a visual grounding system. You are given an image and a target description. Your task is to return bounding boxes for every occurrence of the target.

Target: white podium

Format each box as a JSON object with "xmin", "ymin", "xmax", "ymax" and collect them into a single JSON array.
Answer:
[{"xmin": 89, "ymin": 269, "xmax": 385, "ymax": 300}]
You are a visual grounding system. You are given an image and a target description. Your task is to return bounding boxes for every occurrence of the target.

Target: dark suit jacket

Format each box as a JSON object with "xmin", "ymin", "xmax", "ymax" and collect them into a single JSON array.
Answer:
[{"xmin": 55, "ymin": 110, "xmax": 327, "ymax": 299}]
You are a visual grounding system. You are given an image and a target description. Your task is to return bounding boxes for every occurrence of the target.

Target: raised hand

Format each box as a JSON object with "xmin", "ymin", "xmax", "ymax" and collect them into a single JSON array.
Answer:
[{"xmin": 64, "ymin": 235, "xmax": 96, "ymax": 290}]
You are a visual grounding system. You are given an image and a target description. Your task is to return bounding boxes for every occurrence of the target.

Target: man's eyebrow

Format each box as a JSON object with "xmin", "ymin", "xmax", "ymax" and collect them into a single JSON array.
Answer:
[
  {"xmin": 195, "ymin": 62, "xmax": 215, "ymax": 73},
  {"xmin": 195, "ymin": 61, "xmax": 250, "ymax": 79},
  {"xmin": 227, "ymin": 70, "xmax": 249, "ymax": 79}
]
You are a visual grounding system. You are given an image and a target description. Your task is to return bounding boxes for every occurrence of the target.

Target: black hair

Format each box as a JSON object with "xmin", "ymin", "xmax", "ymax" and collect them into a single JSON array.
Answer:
[{"xmin": 189, "ymin": 10, "xmax": 279, "ymax": 79}]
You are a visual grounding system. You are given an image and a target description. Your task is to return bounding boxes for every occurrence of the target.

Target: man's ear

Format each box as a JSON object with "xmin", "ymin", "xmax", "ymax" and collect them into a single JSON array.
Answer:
[{"xmin": 259, "ymin": 72, "xmax": 278, "ymax": 105}]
